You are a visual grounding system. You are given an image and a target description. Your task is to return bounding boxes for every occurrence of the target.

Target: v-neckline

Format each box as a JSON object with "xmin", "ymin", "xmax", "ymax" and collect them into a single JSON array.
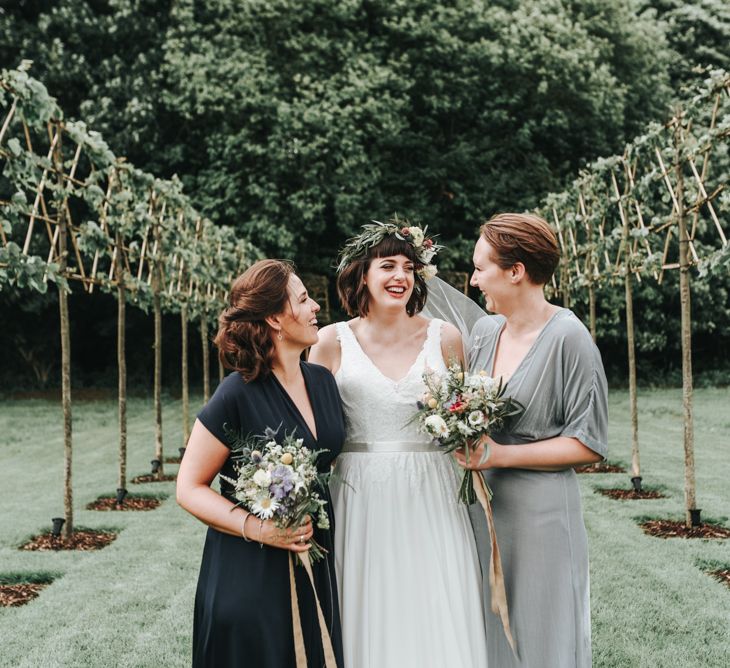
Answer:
[
  {"xmin": 270, "ymin": 362, "xmax": 319, "ymax": 443},
  {"xmin": 345, "ymin": 319, "xmax": 436, "ymax": 385},
  {"xmin": 489, "ymin": 309, "xmax": 564, "ymax": 384}
]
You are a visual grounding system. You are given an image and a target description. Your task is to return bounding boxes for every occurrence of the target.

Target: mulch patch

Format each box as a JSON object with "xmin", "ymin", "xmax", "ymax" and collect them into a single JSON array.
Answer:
[
  {"xmin": 709, "ymin": 569, "xmax": 730, "ymax": 589},
  {"xmin": 131, "ymin": 473, "xmax": 177, "ymax": 484},
  {"xmin": 0, "ymin": 583, "xmax": 48, "ymax": 607},
  {"xmin": 86, "ymin": 496, "xmax": 162, "ymax": 511},
  {"xmin": 639, "ymin": 520, "xmax": 730, "ymax": 539},
  {"xmin": 596, "ymin": 488, "xmax": 666, "ymax": 500},
  {"xmin": 575, "ymin": 462, "xmax": 626, "ymax": 473},
  {"xmin": 20, "ymin": 530, "xmax": 118, "ymax": 551}
]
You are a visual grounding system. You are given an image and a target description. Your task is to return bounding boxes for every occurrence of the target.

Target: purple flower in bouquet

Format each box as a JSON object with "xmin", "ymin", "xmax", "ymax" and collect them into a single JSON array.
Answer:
[{"xmin": 270, "ymin": 465, "xmax": 295, "ymax": 501}]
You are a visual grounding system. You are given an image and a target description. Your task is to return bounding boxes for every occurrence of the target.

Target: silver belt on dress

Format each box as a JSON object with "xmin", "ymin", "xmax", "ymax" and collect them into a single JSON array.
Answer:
[{"xmin": 341, "ymin": 440, "xmax": 439, "ymax": 454}]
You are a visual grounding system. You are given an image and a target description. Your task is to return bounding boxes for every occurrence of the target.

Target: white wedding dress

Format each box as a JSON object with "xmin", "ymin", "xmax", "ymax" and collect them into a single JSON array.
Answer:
[{"xmin": 330, "ymin": 318, "xmax": 488, "ymax": 668}]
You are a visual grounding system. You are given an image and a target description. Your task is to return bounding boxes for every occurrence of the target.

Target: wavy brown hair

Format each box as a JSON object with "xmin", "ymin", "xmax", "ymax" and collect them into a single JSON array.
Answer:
[
  {"xmin": 336, "ymin": 234, "xmax": 428, "ymax": 317},
  {"xmin": 214, "ymin": 259, "xmax": 294, "ymax": 382},
  {"xmin": 480, "ymin": 213, "xmax": 560, "ymax": 286}
]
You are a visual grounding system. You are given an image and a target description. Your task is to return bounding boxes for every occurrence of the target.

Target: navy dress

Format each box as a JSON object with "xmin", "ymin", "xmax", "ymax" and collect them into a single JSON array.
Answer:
[{"xmin": 193, "ymin": 362, "xmax": 345, "ymax": 668}]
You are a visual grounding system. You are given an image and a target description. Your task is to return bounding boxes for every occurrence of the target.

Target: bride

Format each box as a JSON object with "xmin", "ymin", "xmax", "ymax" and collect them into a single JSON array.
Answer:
[{"xmin": 309, "ymin": 220, "xmax": 488, "ymax": 667}]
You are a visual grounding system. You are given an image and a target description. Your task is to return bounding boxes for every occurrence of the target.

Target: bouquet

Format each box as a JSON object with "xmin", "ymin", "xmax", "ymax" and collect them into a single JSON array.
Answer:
[
  {"xmin": 221, "ymin": 425, "xmax": 331, "ymax": 562},
  {"xmin": 413, "ymin": 363, "xmax": 523, "ymax": 504}
]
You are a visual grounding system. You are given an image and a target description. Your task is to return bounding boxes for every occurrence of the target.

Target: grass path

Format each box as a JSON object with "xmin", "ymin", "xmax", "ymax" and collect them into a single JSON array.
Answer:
[{"xmin": 0, "ymin": 388, "xmax": 728, "ymax": 667}]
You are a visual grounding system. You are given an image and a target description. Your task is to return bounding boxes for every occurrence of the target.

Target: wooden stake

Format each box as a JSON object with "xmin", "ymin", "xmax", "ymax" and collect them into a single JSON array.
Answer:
[
  {"xmin": 181, "ymin": 303, "xmax": 190, "ymax": 447},
  {"xmin": 675, "ymin": 118, "xmax": 698, "ymax": 527},
  {"xmin": 54, "ymin": 129, "xmax": 73, "ymax": 539},
  {"xmin": 117, "ymin": 240, "xmax": 127, "ymax": 493},
  {"xmin": 152, "ymin": 218, "xmax": 164, "ymax": 478},
  {"xmin": 201, "ymin": 315, "xmax": 211, "ymax": 404},
  {"xmin": 612, "ymin": 168, "xmax": 641, "ymax": 484},
  {"xmin": 625, "ymin": 271, "xmax": 640, "ymax": 481}
]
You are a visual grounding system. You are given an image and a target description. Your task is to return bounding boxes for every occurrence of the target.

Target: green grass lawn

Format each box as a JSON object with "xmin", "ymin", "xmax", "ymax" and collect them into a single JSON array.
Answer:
[{"xmin": 0, "ymin": 388, "xmax": 728, "ymax": 667}]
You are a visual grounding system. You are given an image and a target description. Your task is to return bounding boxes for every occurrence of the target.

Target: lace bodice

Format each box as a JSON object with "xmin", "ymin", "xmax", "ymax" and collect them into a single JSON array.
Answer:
[{"xmin": 334, "ymin": 318, "xmax": 447, "ymax": 445}]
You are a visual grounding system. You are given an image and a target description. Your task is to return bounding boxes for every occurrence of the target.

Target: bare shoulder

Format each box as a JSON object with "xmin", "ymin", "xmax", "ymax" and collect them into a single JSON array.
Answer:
[
  {"xmin": 308, "ymin": 322, "xmax": 342, "ymax": 373},
  {"xmin": 438, "ymin": 320, "xmax": 465, "ymax": 365}
]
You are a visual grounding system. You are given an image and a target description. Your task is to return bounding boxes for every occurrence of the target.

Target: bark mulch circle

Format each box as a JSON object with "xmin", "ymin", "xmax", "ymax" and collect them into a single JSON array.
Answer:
[
  {"xmin": 0, "ymin": 583, "xmax": 48, "ymax": 607},
  {"xmin": 596, "ymin": 488, "xmax": 666, "ymax": 500},
  {"xmin": 639, "ymin": 520, "xmax": 730, "ymax": 540},
  {"xmin": 575, "ymin": 462, "xmax": 626, "ymax": 474},
  {"xmin": 710, "ymin": 569, "xmax": 730, "ymax": 589},
  {"xmin": 86, "ymin": 496, "xmax": 162, "ymax": 511},
  {"xmin": 20, "ymin": 530, "xmax": 118, "ymax": 551},
  {"xmin": 131, "ymin": 473, "xmax": 177, "ymax": 484}
]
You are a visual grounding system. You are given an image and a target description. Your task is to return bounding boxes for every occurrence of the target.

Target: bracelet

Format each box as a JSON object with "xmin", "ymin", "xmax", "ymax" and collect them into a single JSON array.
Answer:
[
  {"xmin": 257, "ymin": 517, "xmax": 265, "ymax": 548},
  {"xmin": 240, "ymin": 511, "xmax": 253, "ymax": 542}
]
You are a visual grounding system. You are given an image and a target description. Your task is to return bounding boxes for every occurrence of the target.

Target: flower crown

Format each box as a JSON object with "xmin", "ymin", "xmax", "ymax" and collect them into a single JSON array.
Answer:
[{"xmin": 336, "ymin": 218, "xmax": 442, "ymax": 279}]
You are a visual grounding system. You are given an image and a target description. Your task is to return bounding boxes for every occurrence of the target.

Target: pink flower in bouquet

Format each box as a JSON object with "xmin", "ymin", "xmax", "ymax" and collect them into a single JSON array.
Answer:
[{"xmin": 448, "ymin": 398, "xmax": 467, "ymax": 413}]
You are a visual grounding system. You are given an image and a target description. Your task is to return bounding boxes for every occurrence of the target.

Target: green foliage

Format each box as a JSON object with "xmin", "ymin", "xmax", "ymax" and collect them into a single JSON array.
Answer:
[
  {"xmin": 157, "ymin": 0, "xmax": 675, "ymax": 269},
  {"xmin": 1, "ymin": 0, "xmax": 676, "ymax": 270},
  {"xmin": 647, "ymin": 0, "xmax": 730, "ymax": 90},
  {"xmin": 0, "ymin": 64, "xmax": 261, "ymax": 325},
  {"xmin": 2, "ymin": 3, "xmax": 728, "ymax": 381},
  {"xmin": 0, "ymin": 241, "xmax": 65, "ymax": 293}
]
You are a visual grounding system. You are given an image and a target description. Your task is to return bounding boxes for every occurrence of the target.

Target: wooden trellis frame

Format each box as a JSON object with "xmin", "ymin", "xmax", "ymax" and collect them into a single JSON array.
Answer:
[
  {"xmin": 539, "ymin": 71, "xmax": 730, "ymax": 525},
  {"xmin": 0, "ymin": 66, "xmax": 260, "ymax": 535}
]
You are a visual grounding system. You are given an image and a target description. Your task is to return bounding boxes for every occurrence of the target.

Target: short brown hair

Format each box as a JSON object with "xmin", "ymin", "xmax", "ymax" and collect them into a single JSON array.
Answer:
[
  {"xmin": 337, "ymin": 234, "xmax": 427, "ymax": 317},
  {"xmin": 214, "ymin": 259, "xmax": 294, "ymax": 381},
  {"xmin": 480, "ymin": 213, "xmax": 560, "ymax": 285}
]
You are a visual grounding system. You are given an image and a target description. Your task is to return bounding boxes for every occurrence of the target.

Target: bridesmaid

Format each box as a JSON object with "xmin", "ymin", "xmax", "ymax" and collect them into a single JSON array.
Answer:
[
  {"xmin": 456, "ymin": 213, "xmax": 608, "ymax": 668},
  {"xmin": 176, "ymin": 259, "xmax": 345, "ymax": 668}
]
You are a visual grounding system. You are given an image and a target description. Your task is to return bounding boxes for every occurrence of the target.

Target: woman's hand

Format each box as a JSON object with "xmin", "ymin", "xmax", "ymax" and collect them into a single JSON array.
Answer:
[
  {"xmin": 253, "ymin": 515, "xmax": 314, "ymax": 553},
  {"xmin": 454, "ymin": 435, "xmax": 501, "ymax": 470},
  {"xmin": 454, "ymin": 434, "xmax": 603, "ymax": 472}
]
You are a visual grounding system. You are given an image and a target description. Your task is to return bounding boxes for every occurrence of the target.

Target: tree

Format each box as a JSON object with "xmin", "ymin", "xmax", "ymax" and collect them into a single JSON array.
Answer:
[
  {"xmin": 161, "ymin": 0, "xmax": 674, "ymax": 268},
  {"xmin": 647, "ymin": 0, "xmax": 730, "ymax": 89}
]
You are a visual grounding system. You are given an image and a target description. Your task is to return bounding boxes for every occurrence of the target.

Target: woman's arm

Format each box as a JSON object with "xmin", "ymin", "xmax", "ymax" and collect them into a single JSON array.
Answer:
[
  {"xmin": 308, "ymin": 323, "xmax": 341, "ymax": 374},
  {"xmin": 176, "ymin": 419, "xmax": 313, "ymax": 552},
  {"xmin": 454, "ymin": 434, "xmax": 602, "ymax": 472}
]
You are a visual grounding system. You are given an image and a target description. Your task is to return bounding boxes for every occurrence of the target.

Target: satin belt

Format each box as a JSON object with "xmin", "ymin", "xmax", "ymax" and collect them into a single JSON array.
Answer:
[{"xmin": 342, "ymin": 440, "xmax": 440, "ymax": 454}]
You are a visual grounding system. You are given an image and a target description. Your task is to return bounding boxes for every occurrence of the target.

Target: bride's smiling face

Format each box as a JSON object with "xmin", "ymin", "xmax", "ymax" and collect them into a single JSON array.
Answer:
[{"xmin": 364, "ymin": 254, "xmax": 415, "ymax": 310}]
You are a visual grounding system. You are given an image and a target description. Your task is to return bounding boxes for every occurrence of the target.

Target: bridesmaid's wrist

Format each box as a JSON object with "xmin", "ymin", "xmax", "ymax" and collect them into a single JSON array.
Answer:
[{"xmin": 484, "ymin": 440, "xmax": 505, "ymax": 469}]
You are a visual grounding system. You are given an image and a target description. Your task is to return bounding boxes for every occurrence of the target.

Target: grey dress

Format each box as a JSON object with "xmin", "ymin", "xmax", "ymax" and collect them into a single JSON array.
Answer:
[{"xmin": 467, "ymin": 308, "xmax": 608, "ymax": 668}]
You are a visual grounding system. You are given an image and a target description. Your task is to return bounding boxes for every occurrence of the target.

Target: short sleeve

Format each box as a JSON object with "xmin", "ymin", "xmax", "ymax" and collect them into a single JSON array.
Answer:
[
  {"xmin": 559, "ymin": 326, "xmax": 609, "ymax": 458},
  {"xmin": 196, "ymin": 373, "xmax": 243, "ymax": 448}
]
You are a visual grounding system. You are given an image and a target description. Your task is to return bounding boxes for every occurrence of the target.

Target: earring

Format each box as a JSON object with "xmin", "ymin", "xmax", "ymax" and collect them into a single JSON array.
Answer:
[{"xmin": 277, "ymin": 331, "xmax": 283, "ymax": 341}]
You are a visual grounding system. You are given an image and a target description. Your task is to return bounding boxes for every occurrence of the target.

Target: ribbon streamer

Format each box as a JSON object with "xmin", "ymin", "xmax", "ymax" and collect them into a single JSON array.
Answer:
[
  {"xmin": 289, "ymin": 552, "xmax": 338, "ymax": 668},
  {"xmin": 472, "ymin": 470, "xmax": 517, "ymax": 656}
]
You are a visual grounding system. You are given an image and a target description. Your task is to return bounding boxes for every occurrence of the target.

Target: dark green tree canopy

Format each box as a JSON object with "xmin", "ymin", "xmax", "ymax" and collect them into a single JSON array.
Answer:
[{"xmin": 3, "ymin": 0, "xmax": 676, "ymax": 271}]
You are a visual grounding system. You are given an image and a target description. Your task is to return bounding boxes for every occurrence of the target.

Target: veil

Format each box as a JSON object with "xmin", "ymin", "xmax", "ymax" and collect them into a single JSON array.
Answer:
[{"xmin": 421, "ymin": 275, "xmax": 493, "ymax": 366}]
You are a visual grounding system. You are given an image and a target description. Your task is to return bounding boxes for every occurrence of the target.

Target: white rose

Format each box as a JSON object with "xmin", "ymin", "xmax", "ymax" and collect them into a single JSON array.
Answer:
[
  {"xmin": 468, "ymin": 410, "xmax": 485, "ymax": 427},
  {"xmin": 408, "ymin": 226, "xmax": 425, "ymax": 245},
  {"xmin": 253, "ymin": 469, "xmax": 271, "ymax": 488},
  {"xmin": 420, "ymin": 248, "xmax": 436, "ymax": 264},
  {"xmin": 419, "ymin": 264, "xmax": 438, "ymax": 281},
  {"xmin": 424, "ymin": 414, "xmax": 450, "ymax": 438}
]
